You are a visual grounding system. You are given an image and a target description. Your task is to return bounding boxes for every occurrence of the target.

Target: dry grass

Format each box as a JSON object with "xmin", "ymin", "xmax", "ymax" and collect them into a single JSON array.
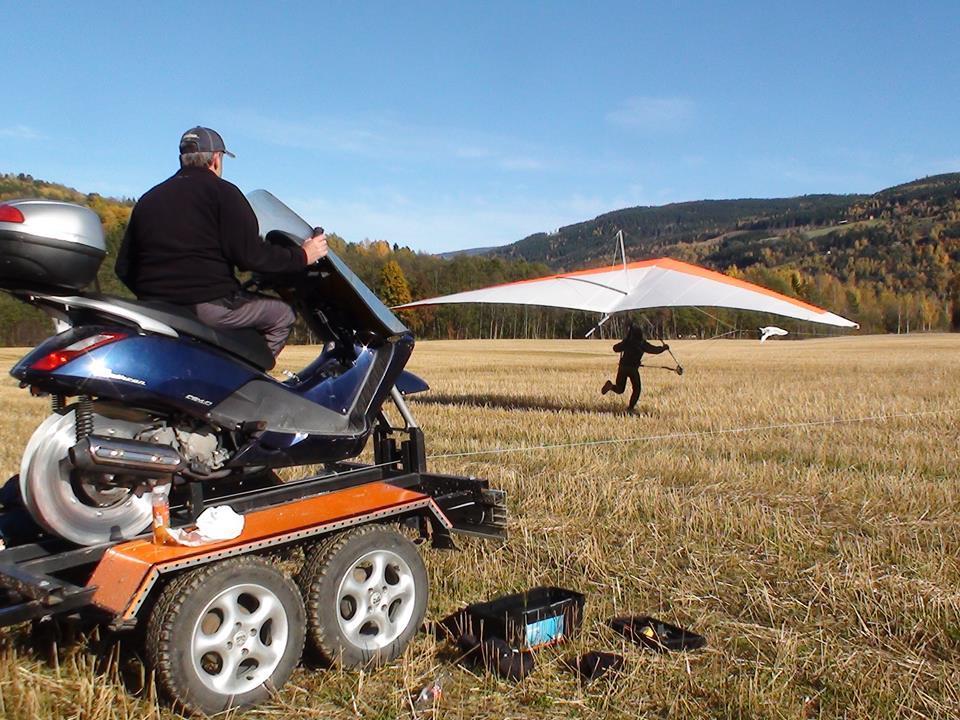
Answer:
[{"xmin": 0, "ymin": 334, "xmax": 958, "ymax": 718}]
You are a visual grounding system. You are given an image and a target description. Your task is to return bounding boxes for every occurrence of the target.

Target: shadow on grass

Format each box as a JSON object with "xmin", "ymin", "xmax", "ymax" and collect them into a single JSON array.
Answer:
[
  {"xmin": 8, "ymin": 616, "xmax": 152, "ymax": 699},
  {"xmin": 409, "ymin": 392, "xmax": 657, "ymax": 417}
]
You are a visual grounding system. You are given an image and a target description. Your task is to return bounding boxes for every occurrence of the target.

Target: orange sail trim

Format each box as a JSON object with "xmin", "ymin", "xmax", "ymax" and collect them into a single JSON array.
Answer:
[
  {"xmin": 484, "ymin": 258, "xmax": 827, "ymax": 315},
  {"xmin": 632, "ymin": 258, "xmax": 827, "ymax": 315}
]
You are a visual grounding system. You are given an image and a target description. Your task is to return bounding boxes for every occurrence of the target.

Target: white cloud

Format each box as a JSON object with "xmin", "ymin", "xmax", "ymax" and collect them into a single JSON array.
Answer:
[
  {"xmin": 231, "ymin": 110, "xmax": 553, "ymax": 173},
  {"xmin": 286, "ymin": 182, "xmax": 680, "ymax": 254},
  {"xmin": 499, "ymin": 156, "xmax": 545, "ymax": 171},
  {"xmin": 291, "ymin": 192, "xmax": 563, "ymax": 252},
  {"xmin": 0, "ymin": 125, "xmax": 43, "ymax": 140},
  {"xmin": 746, "ymin": 154, "xmax": 881, "ymax": 194},
  {"xmin": 761, "ymin": 148, "xmax": 960, "ymax": 194},
  {"xmin": 606, "ymin": 97, "xmax": 695, "ymax": 131},
  {"xmin": 454, "ymin": 146, "xmax": 492, "ymax": 159},
  {"xmin": 567, "ymin": 193, "xmax": 613, "ymax": 217},
  {"xmin": 898, "ymin": 156, "xmax": 960, "ymax": 181}
]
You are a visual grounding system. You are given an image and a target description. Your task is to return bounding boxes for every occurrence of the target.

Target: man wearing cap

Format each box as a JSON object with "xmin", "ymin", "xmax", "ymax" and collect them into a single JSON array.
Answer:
[{"xmin": 116, "ymin": 126, "xmax": 328, "ymax": 357}]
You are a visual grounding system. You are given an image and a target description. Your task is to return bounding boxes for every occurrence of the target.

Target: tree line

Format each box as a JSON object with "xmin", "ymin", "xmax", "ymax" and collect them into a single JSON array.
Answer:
[{"xmin": 1, "ymin": 171, "xmax": 958, "ymax": 347}]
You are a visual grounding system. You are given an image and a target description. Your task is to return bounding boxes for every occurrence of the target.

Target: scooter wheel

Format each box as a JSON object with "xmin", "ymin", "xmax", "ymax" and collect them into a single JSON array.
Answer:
[
  {"xmin": 146, "ymin": 556, "xmax": 305, "ymax": 716},
  {"xmin": 297, "ymin": 524, "xmax": 427, "ymax": 668},
  {"xmin": 19, "ymin": 410, "xmax": 153, "ymax": 545}
]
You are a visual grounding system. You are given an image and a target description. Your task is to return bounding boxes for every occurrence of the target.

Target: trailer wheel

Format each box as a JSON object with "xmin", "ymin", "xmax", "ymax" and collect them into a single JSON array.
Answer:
[
  {"xmin": 146, "ymin": 556, "xmax": 305, "ymax": 716},
  {"xmin": 298, "ymin": 524, "xmax": 427, "ymax": 668}
]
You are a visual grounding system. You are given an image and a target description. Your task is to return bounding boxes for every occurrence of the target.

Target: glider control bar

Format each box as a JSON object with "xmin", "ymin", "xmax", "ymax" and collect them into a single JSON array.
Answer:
[{"xmin": 639, "ymin": 363, "xmax": 684, "ymax": 376}]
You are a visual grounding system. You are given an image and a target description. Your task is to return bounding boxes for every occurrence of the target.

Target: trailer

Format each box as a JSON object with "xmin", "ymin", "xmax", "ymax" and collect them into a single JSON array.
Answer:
[{"xmin": 0, "ymin": 411, "xmax": 506, "ymax": 715}]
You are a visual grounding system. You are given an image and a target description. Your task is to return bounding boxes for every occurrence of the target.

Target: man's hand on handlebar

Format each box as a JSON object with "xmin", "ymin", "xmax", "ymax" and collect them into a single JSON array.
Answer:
[{"xmin": 302, "ymin": 228, "xmax": 329, "ymax": 265}]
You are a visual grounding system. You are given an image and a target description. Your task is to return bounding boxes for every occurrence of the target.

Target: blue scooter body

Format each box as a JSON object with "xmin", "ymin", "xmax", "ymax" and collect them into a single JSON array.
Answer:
[{"xmin": 9, "ymin": 190, "xmax": 420, "ymax": 469}]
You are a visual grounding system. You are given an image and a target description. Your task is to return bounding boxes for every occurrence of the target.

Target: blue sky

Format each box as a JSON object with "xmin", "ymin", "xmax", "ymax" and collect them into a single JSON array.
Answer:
[{"xmin": 3, "ymin": 2, "xmax": 958, "ymax": 253}]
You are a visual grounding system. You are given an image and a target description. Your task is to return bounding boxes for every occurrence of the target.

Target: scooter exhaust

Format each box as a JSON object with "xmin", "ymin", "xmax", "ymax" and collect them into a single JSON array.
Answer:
[{"xmin": 70, "ymin": 435, "xmax": 185, "ymax": 478}]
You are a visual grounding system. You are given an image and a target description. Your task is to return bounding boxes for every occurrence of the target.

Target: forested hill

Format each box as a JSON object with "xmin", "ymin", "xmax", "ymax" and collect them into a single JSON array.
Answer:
[
  {"xmin": 495, "ymin": 173, "xmax": 960, "ymax": 271},
  {"xmin": 1, "ymin": 171, "xmax": 959, "ymax": 343},
  {"xmin": 485, "ymin": 173, "xmax": 960, "ymax": 334},
  {"xmin": 497, "ymin": 194, "xmax": 866, "ymax": 268}
]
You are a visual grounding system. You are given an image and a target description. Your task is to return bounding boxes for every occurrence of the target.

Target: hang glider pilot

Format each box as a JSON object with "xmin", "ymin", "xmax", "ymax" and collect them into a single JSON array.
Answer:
[
  {"xmin": 116, "ymin": 126, "xmax": 329, "ymax": 358},
  {"xmin": 601, "ymin": 321, "xmax": 668, "ymax": 411}
]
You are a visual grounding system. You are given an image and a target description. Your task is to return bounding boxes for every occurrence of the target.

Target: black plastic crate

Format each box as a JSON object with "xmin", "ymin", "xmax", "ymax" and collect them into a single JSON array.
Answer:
[{"xmin": 463, "ymin": 586, "xmax": 585, "ymax": 650}]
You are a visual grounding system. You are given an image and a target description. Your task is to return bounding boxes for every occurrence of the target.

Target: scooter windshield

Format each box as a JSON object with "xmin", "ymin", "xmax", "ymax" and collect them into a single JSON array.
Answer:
[
  {"xmin": 247, "ymin": 189, "xmax": 314, "ymax": 241},
  {"xmin": 246, "ymin": 189, "xmax": 407, "ymax": 338}
]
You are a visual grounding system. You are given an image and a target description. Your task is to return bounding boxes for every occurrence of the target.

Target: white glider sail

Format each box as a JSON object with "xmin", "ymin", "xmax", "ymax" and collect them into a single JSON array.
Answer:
[
  {"xmin": 759, "ymin": 326, "xmax": 790, "ymax": 342},
  {"xmin": 398, "ymin": 257, "xmax": 858, "ymax": 329}
]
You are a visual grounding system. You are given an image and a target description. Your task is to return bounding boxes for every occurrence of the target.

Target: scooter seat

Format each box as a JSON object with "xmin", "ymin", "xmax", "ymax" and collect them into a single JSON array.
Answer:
[{"xmin": 105, "ymin": 296, "xmax": 276, "ymax": 371}]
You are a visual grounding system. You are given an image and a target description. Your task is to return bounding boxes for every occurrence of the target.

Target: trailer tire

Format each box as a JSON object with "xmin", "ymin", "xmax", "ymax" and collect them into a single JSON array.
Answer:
[
  {"xmin": 298, "ymin": 524, "xmax": 427, "ymax": 668},
  {"xmin": 145, "ymin": 556, "xmax": 305, "ymax": 716}
]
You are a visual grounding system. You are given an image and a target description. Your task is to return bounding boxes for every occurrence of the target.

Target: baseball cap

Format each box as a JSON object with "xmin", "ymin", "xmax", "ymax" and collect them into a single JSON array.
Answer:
[{"xmin": 179, "ymin": 126, "xmax": 236, "ymax": 157}]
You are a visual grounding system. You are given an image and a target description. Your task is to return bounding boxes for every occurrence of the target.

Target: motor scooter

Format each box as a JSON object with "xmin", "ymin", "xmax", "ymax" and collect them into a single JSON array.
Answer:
[{"xmin": 0, "ymin": 190, "xmax": 425, "ymax": 546}]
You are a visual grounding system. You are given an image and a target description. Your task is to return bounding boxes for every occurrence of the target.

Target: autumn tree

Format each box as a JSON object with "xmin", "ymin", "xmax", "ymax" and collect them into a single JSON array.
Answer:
[
  {"xmin": 379, "ymin": 260, "xmax": 412, "ymax": 306},
  {"xmin": 378, "ymin": 260, "xmax": 419, "ymax": 331},
  {"xmin": 950, "ymin": 273, "xmax": 960, "ymax": 331}
]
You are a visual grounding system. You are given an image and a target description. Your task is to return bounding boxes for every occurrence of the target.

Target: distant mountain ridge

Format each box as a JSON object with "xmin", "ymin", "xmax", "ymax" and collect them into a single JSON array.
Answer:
[{"xmin": 459, "ymin": 173, "xmax": 960, "ymax": 271}]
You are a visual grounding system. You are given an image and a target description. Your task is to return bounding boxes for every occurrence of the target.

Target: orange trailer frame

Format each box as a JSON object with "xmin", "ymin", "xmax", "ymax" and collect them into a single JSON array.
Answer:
[
  {"xmin": 0, "ymin": 412, "xmax": 507, "ymax": 716},
  {"xmin": 92, "ymin": 482, "xmax": 448, "ymax": 624},
  {"xmin": 0, "ymin": 428, "xmax": 506, "ymax": 629}
]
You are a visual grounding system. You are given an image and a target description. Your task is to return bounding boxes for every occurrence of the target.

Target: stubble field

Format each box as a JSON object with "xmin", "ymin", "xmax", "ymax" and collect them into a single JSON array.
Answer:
[{"xmin": 0, "ymin": 334, "xmax": 957, "ymax": 719}]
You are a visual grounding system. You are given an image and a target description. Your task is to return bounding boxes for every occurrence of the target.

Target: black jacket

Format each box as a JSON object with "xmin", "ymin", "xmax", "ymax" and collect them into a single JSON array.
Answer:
[
  {"xmin": 613, "ymin": 328, "xmax": 666, "ymax": 367},
  {"xmin": 116, "ymin": 167, "xmax": 306, "ymax": 304}
]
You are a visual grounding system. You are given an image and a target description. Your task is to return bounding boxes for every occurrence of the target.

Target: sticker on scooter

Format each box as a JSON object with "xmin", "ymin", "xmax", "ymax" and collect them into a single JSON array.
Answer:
[{"xmin": 88, "ymin": 358, "xmax": 147, "ymax": 385}]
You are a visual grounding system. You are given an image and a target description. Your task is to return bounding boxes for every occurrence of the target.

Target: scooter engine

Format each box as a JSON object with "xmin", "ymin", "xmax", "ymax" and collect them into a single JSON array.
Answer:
[{"xmin": 136, "ymin": 424, "xmax": 229, "ymax": 475}]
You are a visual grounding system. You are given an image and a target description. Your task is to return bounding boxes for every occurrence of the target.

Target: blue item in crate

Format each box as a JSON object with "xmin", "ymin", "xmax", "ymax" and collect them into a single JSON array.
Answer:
[
  {"xmin": 463, "ymin": 586, "xmax": 585, "ymax": 650},
  {"xmin": 525, "ymin": 613, "xmax": 565, "ymax": 646}
]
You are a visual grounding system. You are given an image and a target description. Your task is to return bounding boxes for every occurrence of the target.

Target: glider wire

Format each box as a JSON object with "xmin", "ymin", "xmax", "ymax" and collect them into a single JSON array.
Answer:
[
  {"xmin": 426, "ymin": 408, "xmax": 956, "ymax": 462},
  {"xmin": 672, "ymin": 329, "xmax": 739, "ymax": 363},
  {"xmin": 692, "ymin": 306, "xmax": 739, "ymax": 332},
  {"xmin": 688, "ymin": 307, "xmax": 844, "ymax": 340},
  {"xmin": 635, "ymin": 313, "xmax": 684, "ymax": 374}
]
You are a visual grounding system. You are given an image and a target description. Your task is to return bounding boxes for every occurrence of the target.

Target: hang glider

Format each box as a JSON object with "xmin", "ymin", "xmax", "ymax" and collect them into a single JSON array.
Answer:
[
  {"xmin": 398, "ymin": 256, "xmax": 858, "ymax": 329},
  {"xmin": 759, "ymin": 326, "xmax": 789, "ymax": 342}
]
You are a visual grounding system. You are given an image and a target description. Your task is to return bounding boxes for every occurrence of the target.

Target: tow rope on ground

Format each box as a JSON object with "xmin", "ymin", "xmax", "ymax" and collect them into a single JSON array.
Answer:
[
  {"xmin": 304, "ymin": 409, "xmax": 954, "ymax": 485},
  {"xmin": 426, "ymin": 408, "xmax": 956, "ymax": 461}
]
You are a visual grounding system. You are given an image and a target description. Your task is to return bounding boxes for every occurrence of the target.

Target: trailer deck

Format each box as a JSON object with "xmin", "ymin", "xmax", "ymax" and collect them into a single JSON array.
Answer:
[{"xmin": 0, "ymin": 425, "xmax": 506, "ymax": 630}]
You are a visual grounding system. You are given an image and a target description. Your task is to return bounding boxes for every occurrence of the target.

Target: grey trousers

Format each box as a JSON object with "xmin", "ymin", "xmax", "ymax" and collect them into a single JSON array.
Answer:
[{"xmin": 195, "ymin": 291, "xmax": 296, "ymax": 358}]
